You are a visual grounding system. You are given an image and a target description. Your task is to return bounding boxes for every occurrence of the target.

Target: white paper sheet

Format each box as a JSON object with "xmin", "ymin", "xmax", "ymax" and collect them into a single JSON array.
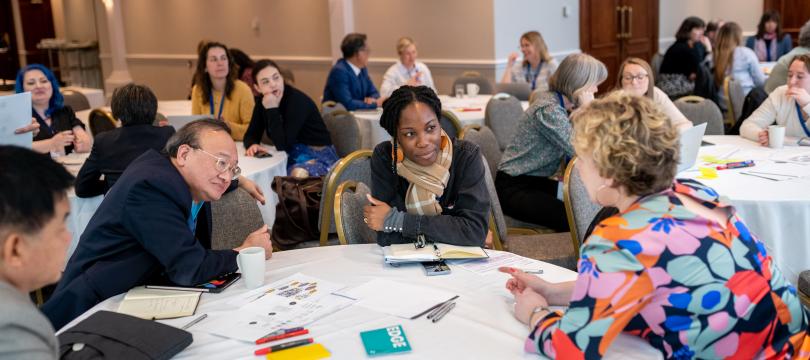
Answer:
[
  {"xmin": 195, "ymin": 273, "xmax": 353, "ymax": 342},
  {"xmin": 453, "ymin": 251, "xmax": 538, "ymax": 275},
  {"xmin": 0, "ymin": 92, "xmax": 33, "ymax": 148},
  {"xmin": 335, "ymin": 279, "xmax": 456, "ymax": 319}
]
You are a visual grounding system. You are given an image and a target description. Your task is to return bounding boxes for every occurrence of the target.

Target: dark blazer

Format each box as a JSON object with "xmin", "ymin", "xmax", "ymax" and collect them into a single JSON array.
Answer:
[
  {"xmin": 32, "ymin": 105, "xmax": 85, "ymax": 154},
  {"xmin": 243, "ymin": 85, "xmax": 331, "ymax": 152},
  {"xmin": 42, "ymin": 150, "xmax": 238, "ymax": 330},
  {"xmin": 370, "ymin": 140, "xmax": 489, "ymax": 247},
  {"xmin": 322, "ymin": 58, "xmax": 380, "ymax": 110},
  {"xmin": 745, "ymin": 34, "xmax": 793, "ymax": 62},
  {"xmin": 74, "ymin": 124, "xmax": 175, "ymax": 197}
]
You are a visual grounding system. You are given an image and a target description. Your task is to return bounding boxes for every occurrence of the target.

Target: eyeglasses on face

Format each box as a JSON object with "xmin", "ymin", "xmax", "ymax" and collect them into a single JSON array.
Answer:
[
  {"xmin": 193, "ymin": 147, "xmax": 241, "ymax": 180},
  {"xmin": 622, "ymin": 73, "xmax": 649, "ymax": 82}
]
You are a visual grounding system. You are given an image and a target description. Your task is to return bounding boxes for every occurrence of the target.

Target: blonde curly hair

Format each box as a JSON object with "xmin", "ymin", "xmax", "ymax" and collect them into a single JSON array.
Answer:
[{"xmin": 571, "ymin": 91, "xmax": 680, "ymax": 196}]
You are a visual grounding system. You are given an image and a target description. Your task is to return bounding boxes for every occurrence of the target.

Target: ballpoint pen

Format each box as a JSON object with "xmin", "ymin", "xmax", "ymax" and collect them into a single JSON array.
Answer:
[
  {"xmin": 181, "ymin": 313, "xmax": 207, "ymax": 330},
  {"xmin": 432, "ymin": 302, "xmax": 456, "ymax": 323}
]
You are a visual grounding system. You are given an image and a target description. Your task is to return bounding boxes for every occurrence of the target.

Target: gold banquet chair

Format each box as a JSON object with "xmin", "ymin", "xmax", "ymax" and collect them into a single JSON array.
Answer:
[
  {"xmin": 334, "ymin": 180, "xmax": 376, "ymax": 245},
  {"xmin": 318, "ymin": 150, "xmax": 373, "ymax": 246},
  {"xmin": 562, "ymin": 157, "xmax": 602, "ymax": 258}
]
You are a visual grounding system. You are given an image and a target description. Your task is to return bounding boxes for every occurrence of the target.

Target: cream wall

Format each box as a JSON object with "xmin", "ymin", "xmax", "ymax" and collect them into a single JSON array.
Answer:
[
  {"xmin": 658, "ymin": 0, "xmax": 763, "ymax": 50},
  {"xmin": 64, "ymin": 0, "xmax": 771, "ymax": 101}
]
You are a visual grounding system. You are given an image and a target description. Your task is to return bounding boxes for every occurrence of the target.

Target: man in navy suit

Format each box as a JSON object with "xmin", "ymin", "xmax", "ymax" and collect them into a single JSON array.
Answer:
[
  {"xmin": 43, "ymin": 119, "xmax": 273, "ymax": 330},
  {"xmin": 74, "ymin": 83, "xmax": 175, "ymax": 197},
  {"xmin": 323, "ymin": 33, "xmax": 382, "ymax": 110}
]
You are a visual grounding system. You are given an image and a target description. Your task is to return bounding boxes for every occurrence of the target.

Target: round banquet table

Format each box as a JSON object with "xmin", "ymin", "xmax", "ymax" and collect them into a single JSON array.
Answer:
[
  {"xmin": 353, "ymin": 95, "xmax": 529, "ymax": 150},
  {"xmin": 62, "ymin": 143, "xmax": 287, "ymax": 259},
  {"xmin": 678, "ymin": 135, "xmax": 810, "ymax": 285},
  {"xmin": 76, "ymin": 100, "xmax": 193, "ymax": 126},
  {"xmin": 57, "ymin": 244, "xmax": 662, "ymax": 360}
]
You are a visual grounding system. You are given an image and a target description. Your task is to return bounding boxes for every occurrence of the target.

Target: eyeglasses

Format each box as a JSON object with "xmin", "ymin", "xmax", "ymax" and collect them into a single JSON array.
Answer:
[
  {"xmin": 622, "ymin": 73, "xmax": 649, "ymax": 82},
  {"xmin": 194, "ymin": 148, "xmax": 241, "ymax": 180}
]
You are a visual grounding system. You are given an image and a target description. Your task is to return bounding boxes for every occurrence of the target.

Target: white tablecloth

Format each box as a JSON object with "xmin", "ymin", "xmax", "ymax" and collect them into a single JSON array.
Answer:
[
  {"xmin": 65, "ymin": 143, "xmax": 287, "ymax": 259},
  {"xmin": 679, "ymin": 135, "xmax": 810, "ymax": 284},
  {"xmin": 62, "ymin": 86, "xmax": 105, "ymax": 109},
  {"xmin": 353, "ymin": 95, "xmax": 529, "ymax": 149},
  {"xmin": 58, "ymin": 244, "xmax": 661, "ymax": 359}
]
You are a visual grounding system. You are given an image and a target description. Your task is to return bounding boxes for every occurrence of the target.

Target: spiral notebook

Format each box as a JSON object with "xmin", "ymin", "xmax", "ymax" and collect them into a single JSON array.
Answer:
[{"xmin": 382, "ymin": 244, "xmax": 488, "ymax": 264}]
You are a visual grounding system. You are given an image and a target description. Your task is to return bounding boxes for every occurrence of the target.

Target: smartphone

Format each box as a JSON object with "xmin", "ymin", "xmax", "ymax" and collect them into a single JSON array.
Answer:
[
  {"xmin": 254, "ymin": 152, "xmax": 273, "ymax": 158},
  {"xmin": 422, "ymin": 261, "xmax": 451, "ymax": 276}
]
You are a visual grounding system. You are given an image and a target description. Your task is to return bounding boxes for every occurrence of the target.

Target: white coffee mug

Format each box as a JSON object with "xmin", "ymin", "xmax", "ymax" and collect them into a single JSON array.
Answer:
[
  {"xmin": 769, "ymin": 124, "xmax": 786, "ymax": 149},
  {"xmin": 466, "ymin": 83, "xmax": 480, "ymax": 96},
  {"xmin": 237, "ymin": 247, "xmax": 266, "ymax": 289}
]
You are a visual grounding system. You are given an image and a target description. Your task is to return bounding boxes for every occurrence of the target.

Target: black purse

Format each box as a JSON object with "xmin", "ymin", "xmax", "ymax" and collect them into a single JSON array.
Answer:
[{"xmin": 58, "ymin": 311, "xmax": 192, "ymax": 360}]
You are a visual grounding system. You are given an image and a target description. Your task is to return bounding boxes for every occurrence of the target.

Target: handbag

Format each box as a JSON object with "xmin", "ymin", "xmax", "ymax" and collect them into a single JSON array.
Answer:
[
  {"xmin": 271, "ymin": 176, "xmax": 323, "ymax": 250},
  {"xmin": 58, "ymin": 310, "xmax": 192, "ymax": 360}
]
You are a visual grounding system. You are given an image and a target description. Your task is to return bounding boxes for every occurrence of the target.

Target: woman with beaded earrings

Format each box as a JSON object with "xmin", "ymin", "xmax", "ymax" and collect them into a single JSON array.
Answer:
[{"xmin": 362, "ymin": 85, "xmax": 489, "ymax": 247}]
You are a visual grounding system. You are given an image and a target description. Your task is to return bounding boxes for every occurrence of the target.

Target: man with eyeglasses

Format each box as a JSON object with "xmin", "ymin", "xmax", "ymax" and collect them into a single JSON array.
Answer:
[{"xmin": 43, "ymin": 119, "xmax": 273, "ymax": 330}]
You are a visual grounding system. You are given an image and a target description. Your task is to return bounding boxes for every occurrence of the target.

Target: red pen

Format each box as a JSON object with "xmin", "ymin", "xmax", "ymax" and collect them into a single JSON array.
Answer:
[
  {"xmin": 254, "ymin": 338, "xmax": 313, "ymax": 356},
  {"xmin": 255, "ymin": 329, "xmax": 309, "ymax": 344}
]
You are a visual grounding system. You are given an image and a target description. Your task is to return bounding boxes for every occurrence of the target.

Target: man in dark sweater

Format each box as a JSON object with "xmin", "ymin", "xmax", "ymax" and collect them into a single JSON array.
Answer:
[
  {"xmin": 74, "ymin": 83, "xmax": 175, "ymax": 197},
  {"xmin": 43, "ymin": 119, "xmax": 273, "ymax": 330}
]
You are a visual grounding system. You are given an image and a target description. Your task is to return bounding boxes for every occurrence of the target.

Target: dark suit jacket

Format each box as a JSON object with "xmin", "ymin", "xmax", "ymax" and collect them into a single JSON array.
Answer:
[
  {"xmin": 322, "ymin": 58, "xmax": 380, "ymax": 110},
  {"xmin": 74, "ymin": 124, "xmax": 175, "ymax": 197},
  {"xmin": 42, "ymin": 150, "xmax": 238, "ymax": 330}
]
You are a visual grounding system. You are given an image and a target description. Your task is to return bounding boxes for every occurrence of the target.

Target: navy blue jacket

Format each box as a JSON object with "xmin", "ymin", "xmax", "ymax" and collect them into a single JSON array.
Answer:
[
  {"xmin": 322, "ymin": 58, "xmax": 380, "ymax": 110},
  {"xmin": 74, "ymin": 124, "xmax": 176, "ymax": 197},
  {"xmin": 43, "ymin": 150, "xmax": 238, "ymax": 330}
]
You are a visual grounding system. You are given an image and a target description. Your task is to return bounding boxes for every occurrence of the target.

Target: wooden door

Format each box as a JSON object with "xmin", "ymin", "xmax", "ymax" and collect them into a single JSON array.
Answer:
[
  {"xmin": 580, "ymin": 0, "xmax": 659, "ymax": 93},
  {"xmin": 764, "ymin": 0, "xmax": 810, "ymax": 46},
  {"xmin": 17, "ymin": 0, "xmax": 58, "ymax": 76},
  {"xmin": 580, "ymin": 0, "xmax": 623, "ymax": 93},
  {"xmin": 622, "ymin": 0, "xmax": 659, "ymax": 63}
]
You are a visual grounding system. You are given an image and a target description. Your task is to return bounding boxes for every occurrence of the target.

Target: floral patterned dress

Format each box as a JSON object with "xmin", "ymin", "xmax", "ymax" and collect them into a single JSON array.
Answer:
[{"xmin": 528, "ymin": 179, "xmax": 810, "ymax": 359}]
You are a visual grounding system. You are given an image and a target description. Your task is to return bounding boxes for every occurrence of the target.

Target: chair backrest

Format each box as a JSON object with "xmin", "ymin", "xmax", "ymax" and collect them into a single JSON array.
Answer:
[
  {"xmin": 726, "ymin": 77, "xmax": 745, "ymax": 125},
  {"xmin": 494, "ymin": 83, "xmax": 530, "ymax": 101},
  {"xmin": 452, "ymin": 74, "xmax": 494, "ymax": 95},
  {"xmin": 320, "ymin": 100, "xmax": 346, "ymax": 116},
  {"xmin": 479, "ymin": 157, "xmax": 505, "ymax": 251},
  {"xmin": 334, "ymin": 181, "xmax": 377, "ymax": 245},
  {"xmin": 459, "ymin": 124, "xmax": 501, "ymax": 180},
  {"xmin": 318, "ymin": 150, "xmax": 373, "ymax": 245},
  {"xmin": 650, "ymin": 53, "xmax": 664, "ymax": 79},
  {"xmin": 484, "ymin": 94, "xmax": 523, "ymax": 151},
  {"xmin": 440, "ymin": 110, "xmax": 462, "ymax": 139},
  {"xmin": 61, "ymin": 89, "xmax": 91, "ymax": 111},
  {"xmin": 562, "ymin": 157, "xmax": 601, "ymax": 258},
  {"xmin": 674, "ymin": 96, "xmax": 724, "ymax": 135},
  {"xmin": 322, "ymin": 109, "xmax": 361, "ymax": 157},
  {"xmin": 211, "ymin": 188, "xmax": 265, "ymax": 250},
  {"xmin": 88, "ymin": 108, "xmax": 117, "ymax": 137}
]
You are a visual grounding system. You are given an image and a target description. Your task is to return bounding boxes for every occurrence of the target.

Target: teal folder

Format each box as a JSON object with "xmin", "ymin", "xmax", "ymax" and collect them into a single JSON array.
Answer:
[{"xmin": 360, "ymin": 325, "xmax": 412, "ymax": 356}]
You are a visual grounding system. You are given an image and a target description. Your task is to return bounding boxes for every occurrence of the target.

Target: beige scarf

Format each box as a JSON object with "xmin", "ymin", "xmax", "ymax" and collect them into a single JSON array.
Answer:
[{"xmin": 395, "ymin": 130, "xmax": 453, "ymax": 216}]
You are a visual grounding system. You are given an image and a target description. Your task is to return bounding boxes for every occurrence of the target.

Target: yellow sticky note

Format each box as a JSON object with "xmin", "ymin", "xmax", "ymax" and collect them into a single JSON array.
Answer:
[
  {"xmin": 697, "ymin": 167, "xmax": 718, "ymax": 180},
  {"xmin": 266, "ymin": 343, "xmax": 330, "ymax": 360}
]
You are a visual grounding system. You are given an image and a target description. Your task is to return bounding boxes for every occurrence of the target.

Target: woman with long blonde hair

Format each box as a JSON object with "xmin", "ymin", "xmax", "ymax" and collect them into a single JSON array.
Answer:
[
  {"xmin": 501, "ymin": 31, "xmax": 558, "ymax": 92},
  {"xmin": 714, "ymin": 22, "xmax": 765, "ymax": 100}
]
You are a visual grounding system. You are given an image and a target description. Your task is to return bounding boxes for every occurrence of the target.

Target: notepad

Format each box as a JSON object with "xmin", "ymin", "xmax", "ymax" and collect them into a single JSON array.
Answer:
[
  {"xmin": 382, "ymin": 243, "xmax": 489, "ymax": 264},
  {"xmin": 264, "ymin": 343, "xmax": 330, "ymax": 360},
  {"xmin": 117, "ymin": 287, "xmax": 201, "ymax": 320}
]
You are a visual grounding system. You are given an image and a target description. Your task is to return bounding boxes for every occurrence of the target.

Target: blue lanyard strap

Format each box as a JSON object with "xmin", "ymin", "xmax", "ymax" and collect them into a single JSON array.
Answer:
[
  {"xmin": 555, "ymin": 91, "xmax": 566, "ymax": 111},
  {"xmin": 209, "ymin": 92, "xmax": 225, "ymax": 120},
  {"xmin": 525, "ymin": 62, "xmax": 541, "ymax": 90},
  {"xmin": 795, "ymin": 102, "xmax": 810, "ymax": 137}
]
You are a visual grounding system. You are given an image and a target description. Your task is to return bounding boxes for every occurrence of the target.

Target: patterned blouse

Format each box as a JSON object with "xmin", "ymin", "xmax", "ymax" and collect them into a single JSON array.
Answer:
[
  {"xmin": 528, "ymin": 179, "xmax": 810, "ymax": 359},
  {"xmin": 497, "ymin": 91, "xmax": 573, "ymax": 178}
]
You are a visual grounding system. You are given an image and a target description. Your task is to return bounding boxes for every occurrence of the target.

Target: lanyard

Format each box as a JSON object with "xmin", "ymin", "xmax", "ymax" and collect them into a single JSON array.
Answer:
[
  {"xmin": 209, "ymin": 92, "xmax": 225, "ymax": 120},
  {"xmin": 525, "ymin": 62, "xmax": 541, "ymax": 90},
  {"xmin": 33, "ymin": 109, "xmax": 55, "ymax": 136},
  {"xmin": 794, "ymin": 102, "xmax": 810, "ymax": 137},
  {"xmin": 555, "ymin": 91, "xmax": 566, "ymax": 111},
  {"xmin": 188, "ymin": 201, "xmax": 204, "ymax": 233}
]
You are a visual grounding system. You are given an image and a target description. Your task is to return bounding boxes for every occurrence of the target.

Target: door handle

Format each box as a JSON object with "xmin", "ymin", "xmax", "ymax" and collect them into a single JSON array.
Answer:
[
  {"xmin": 626, "ymin": 6, "xmax": 633, "ymax": 39},
  {"xmin": 616, "ymin": 6, "xmax": 624, "ymax": 39}
]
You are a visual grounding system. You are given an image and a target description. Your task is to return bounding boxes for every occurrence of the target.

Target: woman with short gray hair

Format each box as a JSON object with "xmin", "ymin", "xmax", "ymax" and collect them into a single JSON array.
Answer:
[{"xmin": 495, "ymin": 53, "xmax": 607, "ymax": 231}]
